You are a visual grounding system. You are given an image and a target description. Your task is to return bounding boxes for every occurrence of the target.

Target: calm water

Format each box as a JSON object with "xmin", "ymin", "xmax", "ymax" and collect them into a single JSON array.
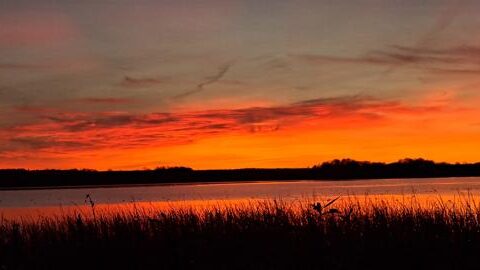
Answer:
[{"xmin": 1, "ymin": 177, "xmax": 480, "ymax": 219}]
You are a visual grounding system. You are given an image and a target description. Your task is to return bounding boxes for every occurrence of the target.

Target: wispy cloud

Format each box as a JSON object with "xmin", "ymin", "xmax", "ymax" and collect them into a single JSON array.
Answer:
[
  {"xmin": 391, "ymin": 45, "xmax": 480, "ymax": 57},
  {"xmin": 175, "ymin": 62, "xmax": 234, "ymax": 99},
  {"xmin": 75, "ymin": 98, "xmax": 137, "ymax": 104},
  {"xmin": 1, "ymin": 95, "xmax": 455, "ymax": 156},
  {"xmin": 8, "ymin": 136, "xmax": 90, "ymax": 151},
  {"xmin": 292, "ymin": 44, "xmax": 480, "ymax": 75},
  {"xmin": 121, "ymin": 76, "xmax": 169, "ymax": 87},
  {"xmin": 414, "ymin": 0, "xmax": 465, "ymax": 49}
]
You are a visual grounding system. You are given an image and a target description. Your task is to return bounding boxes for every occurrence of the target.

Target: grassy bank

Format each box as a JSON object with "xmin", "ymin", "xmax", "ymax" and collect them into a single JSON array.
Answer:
[{"xmin": 2, "ymin": 197, "xmax": 480, "ymax": 270}]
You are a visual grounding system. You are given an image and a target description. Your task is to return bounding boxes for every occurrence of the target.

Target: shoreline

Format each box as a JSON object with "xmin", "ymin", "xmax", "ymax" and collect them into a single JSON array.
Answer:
[{"xmin": 2, "ymin": 175, "xmax": 480, "ymax": 191}]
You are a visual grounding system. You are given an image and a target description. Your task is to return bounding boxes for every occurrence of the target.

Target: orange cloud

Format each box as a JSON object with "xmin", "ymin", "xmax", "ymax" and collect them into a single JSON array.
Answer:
[{"xmin": 1, "ymin": 94, "xmax": 479, "ymax": 169}]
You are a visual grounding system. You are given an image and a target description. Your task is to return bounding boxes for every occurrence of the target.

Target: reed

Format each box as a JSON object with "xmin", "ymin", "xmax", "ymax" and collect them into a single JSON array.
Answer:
[{"xmin": 1, "ymin": 195, "xmax": 480, "ymax": 269}]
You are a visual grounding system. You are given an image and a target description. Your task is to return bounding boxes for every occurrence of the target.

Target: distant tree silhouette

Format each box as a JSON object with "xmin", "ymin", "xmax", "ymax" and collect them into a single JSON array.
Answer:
[
  {"xmin": 1, "ymin": 158, "xmax": 480, "ymax": 189},
  {"xmin": 154, "ymin": 166, "xmax": 193, "ymax": 172}
]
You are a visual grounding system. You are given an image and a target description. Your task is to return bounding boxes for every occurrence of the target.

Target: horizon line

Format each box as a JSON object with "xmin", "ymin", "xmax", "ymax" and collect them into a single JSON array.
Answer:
[{"xmin": 2, "ymin": 157, "xmax": 480, "ymax": 172}]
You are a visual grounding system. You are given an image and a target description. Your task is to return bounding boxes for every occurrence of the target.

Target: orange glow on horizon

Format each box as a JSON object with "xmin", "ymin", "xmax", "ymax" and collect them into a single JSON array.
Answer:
[{"xmin": 1, "ymin": 93, "xmax": 479, "ymax": 170}]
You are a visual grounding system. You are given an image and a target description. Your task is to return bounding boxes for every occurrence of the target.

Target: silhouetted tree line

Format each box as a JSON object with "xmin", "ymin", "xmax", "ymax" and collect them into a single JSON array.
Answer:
[{"xmin": 1, "ymin": 158, "xmax": 480, "ymax": 189}]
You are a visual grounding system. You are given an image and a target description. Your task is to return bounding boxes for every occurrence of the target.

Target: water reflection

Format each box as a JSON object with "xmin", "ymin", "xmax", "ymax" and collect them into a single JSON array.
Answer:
[{"xmin": 2, "ymin": 177, "xmax": 480, "ymax": 220}]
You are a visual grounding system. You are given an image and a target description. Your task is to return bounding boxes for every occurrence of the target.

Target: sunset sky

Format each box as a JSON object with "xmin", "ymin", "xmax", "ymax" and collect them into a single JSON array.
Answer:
[{"xmin": 1, "ymin": 0, "xmax": 480, "ymax": 169}]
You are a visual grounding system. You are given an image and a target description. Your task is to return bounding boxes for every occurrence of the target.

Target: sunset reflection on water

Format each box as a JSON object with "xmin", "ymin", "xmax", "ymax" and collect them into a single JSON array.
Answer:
[
  {"xmin": 2, "ymin": 192, "xmax": 480, "ymax": 221},
  {"xmin": 3, "ymin": 177, "xmax": 480, "ymax": 220}
]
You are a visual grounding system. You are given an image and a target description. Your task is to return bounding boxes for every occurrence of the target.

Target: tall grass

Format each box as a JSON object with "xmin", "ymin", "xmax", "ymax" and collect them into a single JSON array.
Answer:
[{"xmin": 2, "ymin": 196, "xmax": 480, "ymax": 269}]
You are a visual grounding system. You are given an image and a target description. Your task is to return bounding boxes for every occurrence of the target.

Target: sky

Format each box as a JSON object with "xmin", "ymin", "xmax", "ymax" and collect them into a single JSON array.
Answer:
[{"xmin": 1, "ymin": 0, "xmax": 480, "ymax": 169}]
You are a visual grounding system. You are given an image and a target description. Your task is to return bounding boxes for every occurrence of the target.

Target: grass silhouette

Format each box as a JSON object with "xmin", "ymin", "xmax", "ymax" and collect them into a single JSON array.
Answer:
[{"xmin": 2, "ymin": 195, "xmax": 480, "ymax": 269}]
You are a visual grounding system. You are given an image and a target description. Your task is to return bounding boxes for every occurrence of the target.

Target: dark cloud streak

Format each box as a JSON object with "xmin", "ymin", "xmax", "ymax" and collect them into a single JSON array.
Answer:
[
  {"xmin": 293, "ymin": 44, "xmax": 480, "ymax": 77},
  {"xmin": 121, "ymin": 76, "xmax": 169, "ymax": 87},
  {"xmin": 174, "ymin": 62, "xmax": 233, "ymax": 99},
  {"xmin": 76, "ymin": 98, "xmax": 137, "ymax": 104}
]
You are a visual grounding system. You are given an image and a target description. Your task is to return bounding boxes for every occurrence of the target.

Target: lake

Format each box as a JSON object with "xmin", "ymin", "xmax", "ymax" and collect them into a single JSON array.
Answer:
[{"xmin": 2, "ymin": 177, "xmax": 480, "ymax": 219}]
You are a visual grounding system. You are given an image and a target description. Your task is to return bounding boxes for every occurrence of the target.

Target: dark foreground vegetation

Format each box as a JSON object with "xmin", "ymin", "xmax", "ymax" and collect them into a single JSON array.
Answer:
[
  {"xmin": 1, "ymin": 158, "xmax": 480, "ymax": 189},
  {"xmin": 2, "ymin": 198, "xmax": 480, "ymax": 270}
]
